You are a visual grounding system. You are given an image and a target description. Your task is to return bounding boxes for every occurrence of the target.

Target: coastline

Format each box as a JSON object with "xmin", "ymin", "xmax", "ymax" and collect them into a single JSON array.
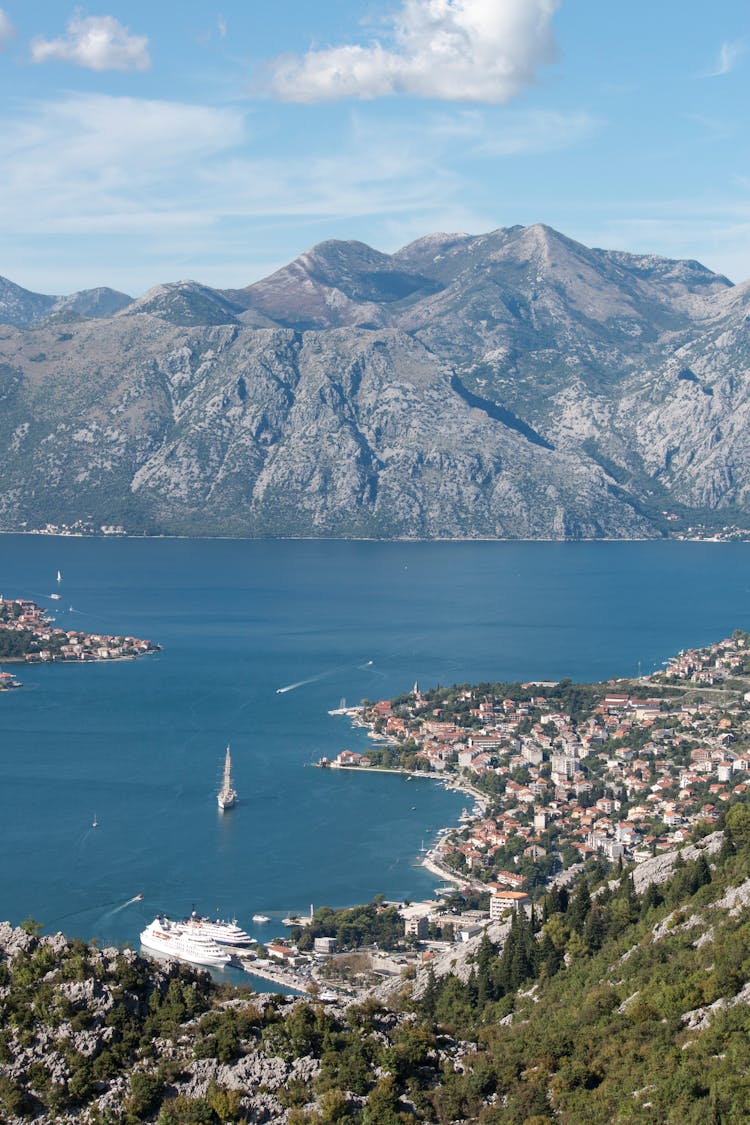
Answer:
[
  {"xmin": 238, "ymin": 960, "xmax": 306, "ymax": 995},
  {"xmin": 323, "ymin": 712, "xmax": 491, "ymax": 894},
  {"xmin": 7, "ymin": 529, "xmax": 750, "ymax": 545},
  {"xmin": 318, "ymin": 761, "xmax": 487, "ymax": 815}
]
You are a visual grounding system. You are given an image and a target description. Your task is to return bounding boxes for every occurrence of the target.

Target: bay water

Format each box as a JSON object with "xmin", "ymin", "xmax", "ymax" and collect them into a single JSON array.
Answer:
[{"xmin": 1, "ymin": 536, "xmax": 749, "ymax": 964}]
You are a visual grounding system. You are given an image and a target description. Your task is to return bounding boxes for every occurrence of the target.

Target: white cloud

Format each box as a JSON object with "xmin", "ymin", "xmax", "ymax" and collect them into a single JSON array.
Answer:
[
  {"xmin": 0, "ymin": 93, "xmax": 482, "ymax": 291},
  {"xmin": 269, "ymin": 0, "xmax": 560, "ymax": 103},
  {"xmin": 0, "ymin": 8, "xmax": 14, "ymax": 46},
  {"xmin": 31, "ymin": 13, "xmax": 151, "ymax": 71},
  {"xmin": 703, "ymin": 39, "xmax": 745, "ymax": 78},
  {"xmin": 0, "ymin": 94, "xmax": 245, "ymax": 232},
  {"xmin": 428, "ymin": 107, "xmax": 597, "ymax": 154},
  {"xmin": 0, "ymin": 93, "xmax": 456, "ymax": 242}
]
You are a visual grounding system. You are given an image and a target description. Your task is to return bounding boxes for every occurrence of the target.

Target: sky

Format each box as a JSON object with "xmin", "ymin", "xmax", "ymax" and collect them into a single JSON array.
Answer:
[{"xmin": 0, "ymin": 0, "xmax": 748, "ymax": 297}]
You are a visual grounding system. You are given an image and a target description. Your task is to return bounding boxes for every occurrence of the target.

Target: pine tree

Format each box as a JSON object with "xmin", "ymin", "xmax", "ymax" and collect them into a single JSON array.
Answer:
[
  {"xmin": 421, "ymin": 964, "xmax": 437, "ymax": 1020},
  {"xmin": 694, "ymin": 853, "xmax": 712, "ymax": 889},
  {"xmin": 640, "ymin": 882, "xmax": 663, "ymax": 916},
  {"xmin": 568, "ymin": 878, "xmax": 592, "ymax": 933},
  {"xmin": 583, "ymin": 906, "xmax": 606, "ymax": 951},
  {"xmin": 719, "ymin": 825, "xmax": 736, "ymax": 862},
  {"xmin": 538, "ymin": 931, "xmax": 562, "ymax": 979},
  {"xmin": 475, "ymin": 933, "xmax": 496, "ymax": 1009}
]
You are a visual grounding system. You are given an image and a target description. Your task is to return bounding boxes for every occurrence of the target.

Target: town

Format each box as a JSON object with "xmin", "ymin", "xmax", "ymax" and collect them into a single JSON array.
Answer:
[
  {"xmin": 273, "ymin": 629, "xmax": 750, "ymax": 987},
  {"xmin": 350, "ymin": 633, "xmax": 750, "ymax": 877},
  {"xmin": 0, "ymin": 595, "xmax": 160, "ymax": 682}
]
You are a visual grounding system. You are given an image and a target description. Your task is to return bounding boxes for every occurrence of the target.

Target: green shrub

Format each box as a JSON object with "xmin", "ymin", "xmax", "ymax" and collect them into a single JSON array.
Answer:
[{"xmin": 126, "ymin": 1070, "xmax": 165, "ymax": 1118}]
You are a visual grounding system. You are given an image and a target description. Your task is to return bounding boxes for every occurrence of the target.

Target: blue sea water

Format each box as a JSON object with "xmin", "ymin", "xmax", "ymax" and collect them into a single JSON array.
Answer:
[{"xmin": 1, "ymin": 536, "xmax": 749, "ymax": 968}]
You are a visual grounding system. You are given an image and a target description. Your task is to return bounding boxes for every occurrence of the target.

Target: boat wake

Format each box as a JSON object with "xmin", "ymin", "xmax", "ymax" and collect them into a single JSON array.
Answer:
[
  {"xmin": 106, "ymin": 893, "xmax": 144, "ymax": 916},
  {"xmin": 276, "ymin": 672, "xmax": 330, "ymax": 694},
  {"xmin": 277, "ymin": 655, "xmax": 381, "ymax": 695},
  {"xmin": 50, "ymin": 893, "xmax": 143, "ymax": 927}
]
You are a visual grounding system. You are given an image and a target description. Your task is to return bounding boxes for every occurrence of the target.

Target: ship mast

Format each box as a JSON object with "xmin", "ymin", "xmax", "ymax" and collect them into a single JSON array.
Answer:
[
  {"xmin": 217, "ymin": 743, "xmax": 237, "ymax": 810},
  {"xmin": 222, "ymin": 745, "xmax": 232, "ymax": 793}
]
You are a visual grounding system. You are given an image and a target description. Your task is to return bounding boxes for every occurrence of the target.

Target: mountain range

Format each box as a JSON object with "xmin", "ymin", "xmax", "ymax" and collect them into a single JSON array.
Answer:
[{"xmin": 1, "ymin": 224, "xmax": 749, "ymax": 539}]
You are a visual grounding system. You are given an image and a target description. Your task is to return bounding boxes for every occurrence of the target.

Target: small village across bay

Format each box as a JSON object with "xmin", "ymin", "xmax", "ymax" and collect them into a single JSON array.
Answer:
[{"xmin": 0, "ymin": 595, "xmax": 160, "ymax": 689}]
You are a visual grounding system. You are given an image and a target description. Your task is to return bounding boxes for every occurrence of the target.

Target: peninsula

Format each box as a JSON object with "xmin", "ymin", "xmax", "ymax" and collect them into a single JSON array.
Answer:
[{"xmin": 0, "ymin": 595, "xmax": 160, "ymax": 671}]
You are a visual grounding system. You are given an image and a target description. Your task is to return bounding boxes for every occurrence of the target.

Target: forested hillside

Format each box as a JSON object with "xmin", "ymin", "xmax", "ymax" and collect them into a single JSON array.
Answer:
[{"xmin": 3, "ymin": 803, "xmax": 750, "ymax": 1122}]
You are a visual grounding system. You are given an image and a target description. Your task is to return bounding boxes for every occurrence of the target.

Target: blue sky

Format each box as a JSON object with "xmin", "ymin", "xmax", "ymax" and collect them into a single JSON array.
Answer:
[{"xmin": 0, "ymin": 1, "xmax": 748, "ymax": 296}]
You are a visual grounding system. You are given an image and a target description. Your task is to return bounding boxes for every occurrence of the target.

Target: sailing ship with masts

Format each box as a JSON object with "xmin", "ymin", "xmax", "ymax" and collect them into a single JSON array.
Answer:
[{"xmin": 217, "ymin": 745, "xmax": 237, "ymax": 811}]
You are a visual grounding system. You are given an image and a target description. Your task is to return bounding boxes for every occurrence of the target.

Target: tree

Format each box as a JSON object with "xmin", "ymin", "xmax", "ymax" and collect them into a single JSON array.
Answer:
[
  {"xmin": 0, "ymin": 1076, "xmax": 27, "ymax": 1117},
  {"xmin": 497, "ymin": 909, "xmax": 537, "ymax": 994},
  {"xmin": 363, "ymin": 1075, "xmax": 412, "ymax": 1125},
  {"xmin": 725, "ymin": 802, "xmax": 750, "ymax": 848},
  {"xmin": 640, "ymin": 882, "xmax": 664, "ymax": 916},
  {"xmin": 421, "ymin": 963, "xmax": 438, "ymax": 1019},
  {"xmin": 383, "ymin": 1023, "xmax": 435, "ymax": 1084},
  {"xmin": 565, "ymin": 930, "xmax": 588, "ymax": 961},
  {"xmin": 318, "ymin": 1088, "xmax": 351, "ymax": 1124},
  {"xmin": 568, "ymin": 878, "xmax": 592, "ymax": 933},
  {"xmin": 583, "ymin": 906, "xmax": 607, "ymax": 951},
  {"xmin": 475, "ymin": 932, "xmax": 497, "ymax": 1007},
  {"xmin": 126, "ymin": 1072, "xmax": 165, "ymax": 1119}
]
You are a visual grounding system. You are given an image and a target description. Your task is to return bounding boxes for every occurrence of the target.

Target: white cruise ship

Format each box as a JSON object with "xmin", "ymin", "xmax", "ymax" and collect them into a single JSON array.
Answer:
[
  {"xmin": 139, "ymin": 917, "xmax": 232, "ymax": 967},
  {"xmin": 181, "ymin": 911, "xmax": 253, "ymax": 947}
]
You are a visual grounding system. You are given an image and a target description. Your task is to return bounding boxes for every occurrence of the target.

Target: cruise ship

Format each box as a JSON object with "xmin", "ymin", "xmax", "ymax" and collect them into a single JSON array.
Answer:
[
  {"xmin": 181, "ymin": 911, "xmax": 253, "ymax": 947},
  {"xmin": 139, "ymin": 917, "xmax": 232, "ymax": 967}
]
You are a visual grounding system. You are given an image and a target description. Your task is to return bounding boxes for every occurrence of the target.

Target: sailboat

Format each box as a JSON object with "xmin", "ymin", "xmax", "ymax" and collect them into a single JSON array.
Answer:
[
  {"xmin": 57, "ymin": 570, "xmax": 62, "ymax": 583},
  {"xmin": 50, "ymin": 570, "xmax": 63, "ymax": 600},
  {"xmin": 217, "ymin": 745, "xmax": 237, "ymax": 811},
  {"xmin": 92, "ymin": 814, "xmax": 98, "ymax": 829}
]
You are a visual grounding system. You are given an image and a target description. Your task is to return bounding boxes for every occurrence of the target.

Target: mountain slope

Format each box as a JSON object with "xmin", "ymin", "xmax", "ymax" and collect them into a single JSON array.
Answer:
[
  {"xmin": 399, "ymin": 820, "xmax": 750, "ymax": 1124},
  {"xmin": 0, "ymin": 225, "xmax": 748, "ymax": 539},
  {"xmin": 0, "ymin": 319, "xmax": 654, "ymax": 538},
  {"xmin": 0, "ymin": 277, "xmax": 57, "ymax": 328}
]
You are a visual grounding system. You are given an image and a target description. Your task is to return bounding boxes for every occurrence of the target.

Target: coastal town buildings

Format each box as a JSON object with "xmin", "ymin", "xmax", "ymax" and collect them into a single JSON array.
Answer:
[
  {"xmin": 338, "ymin": 631, "xmax": 750, "ymax": 904},
  {"xmin": 0, "ymin": 596, "xmax": 159, "ymax": 669}
]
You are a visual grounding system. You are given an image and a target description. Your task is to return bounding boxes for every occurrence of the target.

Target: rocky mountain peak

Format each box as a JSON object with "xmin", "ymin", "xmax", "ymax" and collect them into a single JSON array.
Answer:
[
  {"xmin": 48, "ymin": 286, "xmax": 133, "ymax": 321},
  {"xmin": 0, "ymin": 277, "xmax": 133, "ymax": 328},
  {"xmin": 237, "ymin": 238, "xmax": 442, "ymax": 331},
  {"xmin": 0, "ymin": 275, "xmax": 56, "ymax": 328},
  {"xmin": 119, "ymin": 280, "xmax": 242, "ymax": 326}
]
